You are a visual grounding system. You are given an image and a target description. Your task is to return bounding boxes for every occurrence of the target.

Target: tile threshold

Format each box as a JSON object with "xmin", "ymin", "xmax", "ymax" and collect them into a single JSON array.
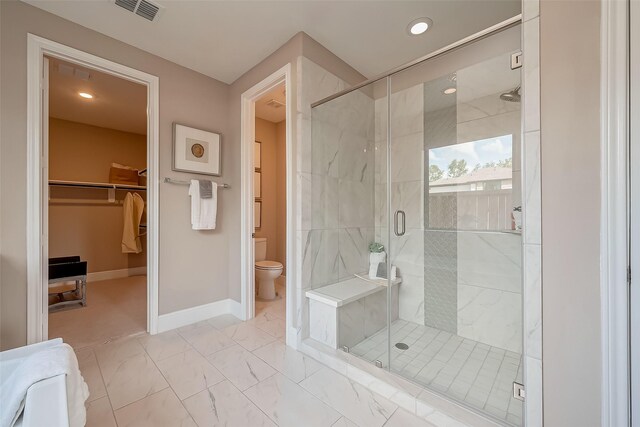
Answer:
[{"xmin": 298, "ymin": 338, "xmax": 511, "ymax": 427}]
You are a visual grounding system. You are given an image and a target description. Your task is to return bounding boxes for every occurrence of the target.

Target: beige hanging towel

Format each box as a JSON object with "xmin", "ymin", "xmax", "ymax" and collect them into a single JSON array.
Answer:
[{"xmin": 122, "ymin": 192, "xmax": 144, "ymax": 253}]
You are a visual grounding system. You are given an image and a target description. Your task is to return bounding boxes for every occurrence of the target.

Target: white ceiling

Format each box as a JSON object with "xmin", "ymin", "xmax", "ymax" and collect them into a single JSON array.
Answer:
[
  {"xmin": 49, "ymin": 57, "xmax": 147, "ymax": 134},
  {"xmin": 25, "ymin": 0, "xmax": 521, "ymax": 84},
  {"xmin": 255, "ymin": 83, "xmax": 286, "ymax": 123}
]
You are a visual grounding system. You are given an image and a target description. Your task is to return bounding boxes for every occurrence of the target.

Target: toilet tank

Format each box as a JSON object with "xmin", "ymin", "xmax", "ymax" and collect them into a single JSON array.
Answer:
[{"xmin": 254, "ymin": 238, "xmax": 267, "ymax": 262}]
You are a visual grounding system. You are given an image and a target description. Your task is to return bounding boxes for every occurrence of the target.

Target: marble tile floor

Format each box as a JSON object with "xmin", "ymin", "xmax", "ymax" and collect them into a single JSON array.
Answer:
[
  {"xmin": 78, "ymin": 283, "xmax": 438, "ymax": 427},
  {"xmin": 349, "ymin": 320, "xmax": 523, "ymax": 426}
]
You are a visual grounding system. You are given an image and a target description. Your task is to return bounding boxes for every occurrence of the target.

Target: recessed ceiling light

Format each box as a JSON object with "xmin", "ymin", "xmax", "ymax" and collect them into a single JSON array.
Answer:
[
  {"xmin": 407, "ymin": 18, "xmax": 433, "ymax": 36},
  {"xmin": 78, "ymin": 92, "xmax": 93, "ymax": 99},
  {"xmin": 443, "ymin": 87, "xmax": 457, "ymax": 95}
]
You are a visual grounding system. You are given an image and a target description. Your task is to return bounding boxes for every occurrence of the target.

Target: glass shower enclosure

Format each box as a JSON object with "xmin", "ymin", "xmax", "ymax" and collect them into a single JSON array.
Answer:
[{"xmin": 309, "ymin": 23, "xmax": 523, "ymax": 426}]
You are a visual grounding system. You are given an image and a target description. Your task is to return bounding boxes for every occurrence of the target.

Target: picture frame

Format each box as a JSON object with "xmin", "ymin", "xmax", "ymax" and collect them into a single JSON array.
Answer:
[
  {"xmin": 254, "ymin": 141, "xmax": 262, "ymax": 170},
  {"xmin": 254, "ymin": 171, "xmax": 262, "ymax": 199},
  {"xmin": 254, "ymin": 201, "xmax": 262, "ymax": 229},
  {"xmin": 173, "ymin": 123, "xmax": 221, "ymax": 176}
]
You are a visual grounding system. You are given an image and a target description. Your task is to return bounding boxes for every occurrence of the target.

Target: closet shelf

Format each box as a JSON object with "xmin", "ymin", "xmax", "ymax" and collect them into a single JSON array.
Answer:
[{"xmin": 49, "ymin": 180, "xmax": 146, "ymax": 191}]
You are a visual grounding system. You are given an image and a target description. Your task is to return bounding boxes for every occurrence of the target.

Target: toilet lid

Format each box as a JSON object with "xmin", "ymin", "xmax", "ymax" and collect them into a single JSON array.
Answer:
[{"xmin": 255, "ymin": 260, "xmax": 282, "ymax": 270}]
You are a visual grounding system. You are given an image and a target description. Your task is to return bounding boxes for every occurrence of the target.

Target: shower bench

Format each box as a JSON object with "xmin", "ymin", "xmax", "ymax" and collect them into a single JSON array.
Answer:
[{"xmin": 306, "ymin": 275, "xmax": 401, "ymax": 350}]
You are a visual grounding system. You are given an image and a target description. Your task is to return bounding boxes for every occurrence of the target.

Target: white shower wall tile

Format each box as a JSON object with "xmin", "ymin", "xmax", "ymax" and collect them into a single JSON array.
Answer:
[
  {"xmin": 390, "ymin": 181, "xmax": 423, "ymax": 230},
  {"xmin": 338, "ymin": 179, "xmax": 374, "ymax": 228},
  {"xmin": 389, "ymin": 132, "xmax": 424, "ymax": 183},
  {"xmin": 390, "ymin": 229, "xmax": 424, "ymax": 278},
  {"xmin": 298, "ymin": 113, "xmax": 312, "ymax": 173},
  {"xmin": 338, "ymin": 299, "xmax": 366, "ymax": 348},
  {"xmin": 512, "ymin": 171, "xmax": 522, "ymax": 215},
  {"xmin": 298, "ymin": 57, "xmax": 345, "ymax": 116},
  {"xmin": 309, "ymin": 299, "xmax": 337, "ymax": 348},
  {"xmin": 338, "ymin": 133, "xmax": 374, "ymax": 183},
  {"xmin": 364, "ymin": 289, "xmax": 395, "ymax": 337},
  {"xmin": 457, "ymin": 111, "xmax": 521, "ymax": 146},
  {"xmin": 522, "ymin": 12, "xmax": 543, "ymax": 426},
  {"xmin": 523, "ymin": 131, "xmax": 541, "ymax": 245},
  {"xmin": 389, "ymin": 84, "xmax": 424, "ymax": 138},
  {"xmin": 523, "ymin": 19, "xmax": 540, "ymax": 133},
  {"xmin": 524, "ymin": 244, "xmax": 542, "ymax": 359},
  {"xmin": 300, "ymin": 229, "xmax": 339, "ymax": 289},
  {"xmin": 457, "ymin": 284, "xmax": 522, "ymax": 354},
  {"xmin": 338, "ymin": 227, "xmax": 374, "ymax": 279},
  {"xmin": 311, "ymin": 174, "xmax": 339, "ymax": 230},
  {"xmin": 524, "ymin": 356, "xmax": 542, "ymax": 427},
  {"xmin": 375, "ymin": 96, "xmax": 388, "ymax": 143},
  {"xmin": 374, "ymin": 183, "xmax": 387, "ymax": 229},
  {"xmin": 457, "ymin": 232, "xmax": 522, "ymax": 293},
  {"xmin": 457, "ymin": 91, "xmax": 521, "ymax": 124},
  {"xmin": 311, "ymin": 118, "xmax": 340, "ymax": 178},
  {"xmin": 299, "ymin": 172, "xmax": 312, "ymax": 230}
]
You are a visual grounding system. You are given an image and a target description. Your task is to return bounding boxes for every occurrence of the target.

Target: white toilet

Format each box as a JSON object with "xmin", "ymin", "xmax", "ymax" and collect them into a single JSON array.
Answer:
[{"xmin": 254, "ymin": 237, "xmax": 283, "ymax": 300}]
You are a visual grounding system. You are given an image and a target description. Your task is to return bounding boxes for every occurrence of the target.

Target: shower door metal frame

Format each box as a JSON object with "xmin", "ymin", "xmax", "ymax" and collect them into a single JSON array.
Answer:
[
  {"xmin": 305, "ymin": 14, "xmax": 549, "ymax": 427},
  {"xmin": 601, "ymin": 0, "xmax": 632, "ymax": 425},
  {"xmin": 312, "ymin": 15, "xmax": 522, "ymax": 109}
]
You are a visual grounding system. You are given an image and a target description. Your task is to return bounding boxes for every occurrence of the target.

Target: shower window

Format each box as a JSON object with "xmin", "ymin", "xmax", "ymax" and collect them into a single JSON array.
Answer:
[{"xmin": 428, "ymin": 135, "xmax": 515, "ymax": 231}]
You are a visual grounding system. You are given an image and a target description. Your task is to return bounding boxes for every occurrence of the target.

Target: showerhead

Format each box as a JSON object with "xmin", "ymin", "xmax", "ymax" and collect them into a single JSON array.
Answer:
[{"xmin": 500, "ymin": 85, "xmax": 521, "ymax": 103}]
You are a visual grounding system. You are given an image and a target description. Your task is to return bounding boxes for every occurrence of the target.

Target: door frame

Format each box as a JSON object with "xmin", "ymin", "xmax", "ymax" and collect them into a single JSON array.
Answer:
[
  {"xmin": 26, "ymin": 34, "xmax": 160, "ymax": 343},
  {"xmin": 239, "ymin": 64, "xmax": 292, "ymax": 341},
  {"xmin": 600, "ymin": 0, "xmax": 631, "ymax": 425},
  {"xmin": 630, "ymin": 1, "xmax": 640, "ymax": 425}
]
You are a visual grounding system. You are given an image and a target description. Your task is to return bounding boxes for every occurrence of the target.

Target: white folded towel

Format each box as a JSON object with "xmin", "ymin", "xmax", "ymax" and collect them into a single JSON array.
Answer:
[
  {"xmin": 0, "ymin": 343, "xmax": 89, "ymax": 427},
  {"xmin": 189, "ymin": 179, "xmax": 218, "ymax": 230}
]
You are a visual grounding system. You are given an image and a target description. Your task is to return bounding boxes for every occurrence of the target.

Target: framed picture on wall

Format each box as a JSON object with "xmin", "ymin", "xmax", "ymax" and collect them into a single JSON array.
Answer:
[
  {"xmin": 254, "ymin": 201, "xmax": 262, "ymax": 229},
  {"xmin": 254, "ymin": 171, "xmax": 261, "ymax": 198},
  {"xmin": 173, "ymin": 123, "xmax": 221, "ymax": 176},
  {"xmin": 254, "ymin": 141, "xmax": 261, "ymax": 170}
]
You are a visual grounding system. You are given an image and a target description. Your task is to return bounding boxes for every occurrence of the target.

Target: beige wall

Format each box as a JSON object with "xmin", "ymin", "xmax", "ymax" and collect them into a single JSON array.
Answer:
[
  {"xmin": 49, "ymin": 119, "xmax": 146, "ymax": 182},
  {"xmin": 0, "ymin": 0, "xmax": 230, "ymax": 349},
  {"xmin": 254, "ymin": 117, "xmax": 284, "ymax": 267},
  {"xmin": 48, "ymin": 119, "xmax": 147, "ymax": 273},
  {"xmin": 540, "ymin": 0, "xmax": 602, "ymax": 424},
  {"xmin": 276, "ymin": 120, "xmax": 287, "ymax": 273}
]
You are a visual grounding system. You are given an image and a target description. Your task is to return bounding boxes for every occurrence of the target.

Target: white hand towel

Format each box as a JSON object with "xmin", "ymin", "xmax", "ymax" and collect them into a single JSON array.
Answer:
[
  {"xmin": 189, "ymin": 180, "xmax": 218, "ymax": 230},
  {"xmin": 0, "ymin": 343, "xmax": 89, "ymax": 427}
]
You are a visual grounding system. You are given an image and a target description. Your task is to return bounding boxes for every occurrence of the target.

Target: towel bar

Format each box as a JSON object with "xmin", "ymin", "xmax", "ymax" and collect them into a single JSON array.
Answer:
[{"xmin": 163, "ymin": 177, "xmax": 230, "ymax": 188}]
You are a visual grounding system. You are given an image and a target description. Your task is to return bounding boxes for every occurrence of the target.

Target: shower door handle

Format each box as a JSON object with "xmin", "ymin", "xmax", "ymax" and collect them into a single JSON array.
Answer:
[{"xmin": 394, "ymin": 210, "xmax": 406, "ymax": 236}]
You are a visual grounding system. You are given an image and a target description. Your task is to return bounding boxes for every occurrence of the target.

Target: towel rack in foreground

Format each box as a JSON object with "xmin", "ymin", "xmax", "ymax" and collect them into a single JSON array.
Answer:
[{"xmin": 164, "ymin": 177, "xmax": 230, "ymax": 189}]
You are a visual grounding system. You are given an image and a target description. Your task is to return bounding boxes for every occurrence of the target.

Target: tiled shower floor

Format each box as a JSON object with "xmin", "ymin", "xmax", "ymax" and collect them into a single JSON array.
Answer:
[{"xmin": 350, "ymin": 319, "xmax": 523, "ymax": 426}]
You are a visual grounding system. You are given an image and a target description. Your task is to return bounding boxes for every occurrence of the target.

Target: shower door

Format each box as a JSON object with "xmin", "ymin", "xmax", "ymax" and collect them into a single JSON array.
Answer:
[
  {"xmin": 386, "ymin": 38, "xmax": 524, "ymax": 426},
  {"xmin": 310, "ymin": 23, "xmax": 524, "ymax": 427}
]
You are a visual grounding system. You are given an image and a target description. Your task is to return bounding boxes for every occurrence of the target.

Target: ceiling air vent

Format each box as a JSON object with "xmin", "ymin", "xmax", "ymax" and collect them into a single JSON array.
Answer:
[
  {"xmin": 266, "ymin": 99, "xmax": 285, "ymax": 109},
  {"xmin": 114, "ymin": 0, "xmax": 162, "ymax": 22}
]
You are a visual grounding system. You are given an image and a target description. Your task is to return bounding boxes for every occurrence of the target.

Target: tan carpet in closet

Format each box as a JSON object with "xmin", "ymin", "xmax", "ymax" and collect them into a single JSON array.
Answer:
[{"xmin": 48, "ymin": 275, "xmax": 147, "ymax": 350}]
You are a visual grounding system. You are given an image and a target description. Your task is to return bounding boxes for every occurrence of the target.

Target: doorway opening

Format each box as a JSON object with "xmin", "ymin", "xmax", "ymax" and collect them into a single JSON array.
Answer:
[
  {"xmin": 253, "ymin": 82, "xmax": 287, "ymax": 329},
  {"xmin": 46, "ymin": 56, "xmax": 148, "ymax": 349},
  {"xmin": 26, "ymin": 34, "xmax": 160, "ymax": 346},
  {"xmin": 240, "ymin": 64, "xmax": 293, "ymax": 344}
]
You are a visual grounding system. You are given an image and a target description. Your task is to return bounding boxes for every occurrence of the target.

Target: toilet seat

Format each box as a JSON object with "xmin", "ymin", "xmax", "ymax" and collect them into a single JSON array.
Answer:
[{"xmin": 255, "ymin": 260, "xmax": 282, "ymax": 270}]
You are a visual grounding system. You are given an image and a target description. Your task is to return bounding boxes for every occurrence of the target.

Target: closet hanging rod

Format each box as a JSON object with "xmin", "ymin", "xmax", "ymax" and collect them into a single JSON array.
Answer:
[
  {"xmin": 163, "ymin": 177, "xmax": 230, "ymax": 189},
  {"xmin": 49, "ymin": 180, "xmax": 146, "ymax": 191}
]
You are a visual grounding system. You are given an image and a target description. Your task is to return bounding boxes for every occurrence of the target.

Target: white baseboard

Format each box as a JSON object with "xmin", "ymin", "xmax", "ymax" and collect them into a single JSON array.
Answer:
[
  {"xmin": 229, "ymin": 299, "xmax": 243, "ymax": 320},
  {"xmin": 87, "ymin": 267, "xmax": 147, "ymax": 283},
  {"xmin": 157, "ymin": 298, "xmax": 241, "ymax": 333}
]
